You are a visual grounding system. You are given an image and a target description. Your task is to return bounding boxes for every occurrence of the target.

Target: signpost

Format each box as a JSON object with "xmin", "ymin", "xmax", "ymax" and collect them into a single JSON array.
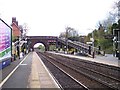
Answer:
[{"xmin": 0, "ymin": 18, "xmax": 12, "ymax": 69}]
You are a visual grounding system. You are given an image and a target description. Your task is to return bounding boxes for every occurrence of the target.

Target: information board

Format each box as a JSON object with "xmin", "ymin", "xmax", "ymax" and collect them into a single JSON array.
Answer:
[{"xmin": 0, "ymin": 19, "xmax": 12, "ymax": 61}]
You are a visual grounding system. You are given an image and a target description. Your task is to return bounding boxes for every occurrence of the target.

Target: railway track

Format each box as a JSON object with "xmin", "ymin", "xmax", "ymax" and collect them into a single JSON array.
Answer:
[
  {"xmin": 50, "ymin": 53, "xmax": 120, "ymax": 79},
  {"xmin": 37, "ymin": 52, "xmax": 120, "ymax": 90},
  {"xmin": 37, "ymin": 52, "xmax": 89, "ymax": 89},
  {"xmin": 46, "ymin": 52, "xmax": 120, "ymax": 89}
]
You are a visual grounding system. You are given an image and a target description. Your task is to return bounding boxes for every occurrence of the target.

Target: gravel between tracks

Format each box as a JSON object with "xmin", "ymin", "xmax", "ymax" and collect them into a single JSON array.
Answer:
[{"xmin": 37, "ymin": 52, "xmax": 87, "ymax": 89}]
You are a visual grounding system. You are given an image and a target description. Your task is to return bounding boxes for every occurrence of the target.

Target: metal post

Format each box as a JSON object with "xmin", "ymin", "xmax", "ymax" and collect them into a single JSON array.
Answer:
[
  {"xmin": 114, "ymin": 29, "xmax": 120, "ymax": 59},
  {"xmin": 113, "ymin": 29, "xmax": 116, "ymax": 57},
  {"xmin": 66, "ymin": 41, "xmax": 68, "ymax": 54},
  {"xmin": 66, "ymin": 29, "xmax": 68, "ymax": 54},
  {"xmin": 88, "ymin": 29, "xmax": 95, "ymax": 58},
  {"xmin": 65, "ymin": 27, "xmax": 74, "ymax": 54},
  {"xmin": 118, "ymin": 30, "xmax": 120, "ymax": 60},
  {"xmin": 89, "ymin": 46, "xmax": 91, "ymax": 55},
  {"xmin": 92, "ymin": 31, "xmax": 95, "ymax": 58}
]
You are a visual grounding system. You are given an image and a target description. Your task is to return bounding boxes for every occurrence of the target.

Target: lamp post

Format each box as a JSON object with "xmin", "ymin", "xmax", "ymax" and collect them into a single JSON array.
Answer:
[
  {"xmin": 118, "ymin": 30, "xmax": 120, "ymax": 60},
  {"xmin": 113, "ymin": 36, "xmax": 116, "ymax": 57},
  {"xmin": 65, "ymin": 27, "xmax": 74, "ymax": 54},
  {"xmin": 89, "ymin": 29, "xmax": 95, "ymax": 58},
  {"xmin": 66, "ymin": 28, "xmax": 68, "ymax": 54},
  {"xmin": 91, "ymin": 31, "xmax": 95, "ymax": 58}
]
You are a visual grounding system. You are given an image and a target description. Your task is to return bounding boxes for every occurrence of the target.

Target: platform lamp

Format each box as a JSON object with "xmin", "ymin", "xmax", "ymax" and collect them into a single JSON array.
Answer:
[
  {"xmin": 88, "ymin": 29, "xmax": 95, "ymax": 58},
  {"xmin": 91, "ymin": 31, "xmax": 95, "ymax": 58}
]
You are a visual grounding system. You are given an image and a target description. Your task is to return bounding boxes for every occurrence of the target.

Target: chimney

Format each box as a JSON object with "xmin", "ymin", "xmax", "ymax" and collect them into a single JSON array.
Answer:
[
  {"xmin": 12, "ymin": 17, "xmax": 16, "ymax": 23},
  {"xmin": 16, "ymin": 21, "xmax": 18, "ymax": 26}
]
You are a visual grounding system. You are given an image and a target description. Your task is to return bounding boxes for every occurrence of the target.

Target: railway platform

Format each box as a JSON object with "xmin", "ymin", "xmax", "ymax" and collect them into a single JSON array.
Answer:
[
  {"xmin": 28, "ymin": 52, "xmax": 60, "ymax": 88},
  {"xmin": 1, "ymin": 52, "xmax": 60, "ymax": 88},
  {"xmin": 49, "ymin": 51, "xmax": 120, "ymax": 67}
]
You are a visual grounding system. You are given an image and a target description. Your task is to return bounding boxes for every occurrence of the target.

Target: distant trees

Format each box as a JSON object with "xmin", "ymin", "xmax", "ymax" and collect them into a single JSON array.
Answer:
[
  {"xmin": 111, "ymin": 19, "xmax": 120, "ymax": 53},
  {"xmin": 58, "ymin": 1, "xmax": 119, "ymax": 54},
  {"xmin": 84, "ymin": 23, "xmax": 113, "ymax": 53},
  {"xmin": 59, "ymin": 26, "xmax": 80, "ymax": 41},
  {"xmin": 84, "ymin": 20, "xmax": 120, "ymax": 54},
  {"xmin": 38, "ymin": 45, "xmax": 45, "ymax": 51},
  {"xmin": 112, "ymin": 19, "xmax": 120, "ymax": 30},
  {"xmin": 59, "ymin": 32, "xmax": 66, "ymax": 38},
  {"xmin": 84, "ymin": 1, "xmax": 120, "ymax": 54}
]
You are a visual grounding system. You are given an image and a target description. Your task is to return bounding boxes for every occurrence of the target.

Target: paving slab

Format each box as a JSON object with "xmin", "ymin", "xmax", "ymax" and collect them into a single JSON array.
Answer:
[{"xmin": 30, "ymin": 52, "xmax": 60, "ymax": 88}]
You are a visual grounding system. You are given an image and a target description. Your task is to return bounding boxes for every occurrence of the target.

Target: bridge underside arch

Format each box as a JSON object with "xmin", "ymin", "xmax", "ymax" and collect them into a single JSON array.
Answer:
[
  {"xmin": 29, "ymin": 39, "xmax": 49, "ymax": 51},
  {"xmin": 27, "ymin": 36, "xmax": 58, "ymax": 51}
]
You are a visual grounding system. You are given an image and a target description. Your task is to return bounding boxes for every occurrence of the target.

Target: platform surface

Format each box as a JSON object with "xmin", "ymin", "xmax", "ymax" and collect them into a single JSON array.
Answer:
[
  {"xmin": 49, "ymin": 51, "xmax": 120, "ymax": 67},
  {"xmin": 1, "ymin": 52, "xmax": 60, "ymax": 88}
]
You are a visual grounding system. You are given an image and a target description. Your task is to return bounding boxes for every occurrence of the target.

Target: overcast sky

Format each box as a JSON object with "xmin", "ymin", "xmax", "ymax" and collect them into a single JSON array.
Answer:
[{"xmin": 0, "ymin": 0, "xmax": 117, "ymax": 36}]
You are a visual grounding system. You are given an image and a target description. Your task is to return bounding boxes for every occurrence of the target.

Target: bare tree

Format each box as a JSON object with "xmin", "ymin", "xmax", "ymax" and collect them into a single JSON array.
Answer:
[
  {"xmin": 59, "ymin": 26, "xmax": 79, "ymax": 39},
  {"xmin": 22, "ymin": 23, "xmax": 29, "ymax": 37}
]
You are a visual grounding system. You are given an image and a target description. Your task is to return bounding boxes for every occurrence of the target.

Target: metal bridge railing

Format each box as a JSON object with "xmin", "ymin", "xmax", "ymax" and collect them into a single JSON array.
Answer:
[{"xmin": 57, "ymin": 38, "xmax": 103, "ymax": 57}]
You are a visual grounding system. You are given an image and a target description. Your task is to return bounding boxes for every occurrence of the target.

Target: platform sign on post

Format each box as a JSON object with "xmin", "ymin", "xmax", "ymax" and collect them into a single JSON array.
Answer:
[{"xmin": 0, "ymin": 18, "xmax": 12, "ymax": 69}]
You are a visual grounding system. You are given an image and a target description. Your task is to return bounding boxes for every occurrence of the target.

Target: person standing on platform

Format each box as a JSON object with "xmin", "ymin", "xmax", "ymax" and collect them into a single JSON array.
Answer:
[{"xmin": 17, "ymin": 45, "xmax": 20, "ymax": 59}]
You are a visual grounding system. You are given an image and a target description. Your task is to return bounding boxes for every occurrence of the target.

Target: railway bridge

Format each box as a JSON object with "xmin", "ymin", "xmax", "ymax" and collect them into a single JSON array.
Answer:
[
  {"xmin": 27, "ymin": 36, "xmax": 100, "ymax": 57},
  {"xmin": 26, "ymin": 36, "xmax": 57, "ymax": 51}
]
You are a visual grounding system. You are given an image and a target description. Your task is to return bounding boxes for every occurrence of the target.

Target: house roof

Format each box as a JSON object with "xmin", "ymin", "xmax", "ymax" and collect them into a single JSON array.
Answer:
[{"xmin": 11, "ymin": 22, "xmax": 20, "ymax": 30}]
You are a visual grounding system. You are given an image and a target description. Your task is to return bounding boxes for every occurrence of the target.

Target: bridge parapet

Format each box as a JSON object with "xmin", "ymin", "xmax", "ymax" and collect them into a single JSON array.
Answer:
[
  {"xmin": 26, "ymin": 36, "xmax": 58, "ymax": 51},
  {"xmin": 27, "ymin": 36, "xmax": 57, "ymax": 40}
]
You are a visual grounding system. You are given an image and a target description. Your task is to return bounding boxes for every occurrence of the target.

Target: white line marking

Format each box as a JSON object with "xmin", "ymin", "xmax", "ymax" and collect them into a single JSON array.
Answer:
[
  {"xmin": 20, "ymin": 64, "xmax": 27, "ymax": 66},
  {"xmin": 42, "ymin": 52, "xmax": 88, "ymax": 89},
  {"xmin": 35, "ymin": 52, "xmax": 61, "ymax": 89},
  {"xmin": 0, "ymin": 53, "xmax": 30, "ymax": 88}
]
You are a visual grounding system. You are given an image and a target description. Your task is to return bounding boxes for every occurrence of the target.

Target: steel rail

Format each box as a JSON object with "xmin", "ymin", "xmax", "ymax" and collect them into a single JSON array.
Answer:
[
  {"xmin": 39, "ymin": 52, "xmax": 89, "ymax": 90},
  {"xmin": 43, "ymin": 52, "xmax": 119, "ymax": 89}
]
